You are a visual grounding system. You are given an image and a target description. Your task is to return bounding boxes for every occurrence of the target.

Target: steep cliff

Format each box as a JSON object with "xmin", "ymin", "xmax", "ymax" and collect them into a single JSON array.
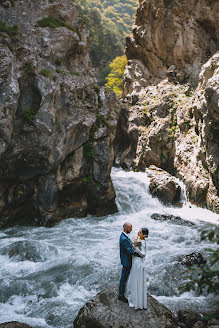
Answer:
[
  {"xmin": 115, "ymin": 0, "xmax": 219, "ymax": 213},
  {"xmin": 0, "ymin": 0, "xmax": 121, "ymax": 228}
]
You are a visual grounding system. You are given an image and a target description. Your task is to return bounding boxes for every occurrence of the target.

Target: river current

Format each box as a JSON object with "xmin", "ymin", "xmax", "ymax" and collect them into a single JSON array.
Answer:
[{"xmin": 0, "ymin": 168, "xmax": 218, "ymax": 327}]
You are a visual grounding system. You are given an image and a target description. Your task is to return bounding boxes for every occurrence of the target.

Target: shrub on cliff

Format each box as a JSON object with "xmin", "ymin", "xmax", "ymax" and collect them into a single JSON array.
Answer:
[
  {"xmin": 180, "ymin": 226, "xmax": 219, "ymax": 319},
  {"xmin": 105, "ymin": 55, "xmax": 127, "ymax": 95}
]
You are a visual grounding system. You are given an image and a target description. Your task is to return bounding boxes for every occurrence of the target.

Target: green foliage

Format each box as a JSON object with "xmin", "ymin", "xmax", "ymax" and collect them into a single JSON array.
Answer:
[
  {"xmin": 0, "ymin": 21, "xmax": 18, "ymax": 37},
  {"xmin": 80, "ymin": 176, "xmax": 93, "ymax": 183},
  {"xmin": 180, "ymin": 226, "xmax": 219, "ymax": 319},
  {"xmin": 105, "ymin": 55, "xmax": 127, "ymax": 95},
  {"xmin": 36, "ymin": 16, "xmax": 81, "ymax": 40},
  {"xmin": 70, "ymin": 0, "xmax": 137, "ymax": 84},
  {"xmin": 40, "ymin": 69, "xmax": 52, "ymax": 77},
  {"xmin": 72, "ymin": 72, "xmax": 81, "ymax": 76},
  {"xmin": 55, "ymin": 59, "xmax": 62, "ymax": 66},
  {"xmin": 23, "ymin": 108, "xmax": 38, "ymax": 121},
  {"xmin": 83, "ymin": 140, "xmax": 94, "ymax": 160},
  {"xmin": 24, "ymin": 62, "xmax": 35, "ymax": 73},
  {"xmin": 56, "ymin": 68, "xmax": 64, "ymax": 74}
]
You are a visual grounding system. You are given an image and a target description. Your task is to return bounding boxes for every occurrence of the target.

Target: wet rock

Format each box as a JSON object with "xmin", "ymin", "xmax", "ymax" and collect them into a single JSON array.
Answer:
[
  {"xmin": 208, "ymin": 318, "xmax": 219, "ymax": 326},
  {"xmin": 0, "ymin": 323, "xmax": 32, "ymax": 328},
  {"xmin": 0, "ymin": 240, "xmax": 58, "ymax": 262},
  {"xmin": 0, "ymin": 0, "xmax": 121, "ymax": 228},
  {"xmin": 178, "ymin": 309, "xmax": 202, "ymax": 328},
  {"xmin": 151, "ymin": 213, "xmax": 194, "ymax": 226},
  {"xmin": 179, "ymin": 253, "xmax": 206, "ymax": 267},
  {"xmin": 74, "ymin": 286, "xmax": 178, "ymax": 328},
  {"xmin": 148, "ymin": 166, "xmax": 181, "ymax": 205},
  {"xmin": 192, "ymin": 322, "xmax": 206, "ymax": 328}
]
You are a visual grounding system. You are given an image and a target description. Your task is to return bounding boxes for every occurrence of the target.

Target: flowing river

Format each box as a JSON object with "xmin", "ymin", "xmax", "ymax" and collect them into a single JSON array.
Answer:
[{"xmin": 0, "ymin": 168, "xmax": 218, "ymax": 327}]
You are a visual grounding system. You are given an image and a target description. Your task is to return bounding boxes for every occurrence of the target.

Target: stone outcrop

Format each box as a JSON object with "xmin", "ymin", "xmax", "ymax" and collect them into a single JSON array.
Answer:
[
  {"xmin": 148, "ymin": 166, "xmax": 181, "ymax": 205},
  {"xmin": 124, "ymin": 0, "xmax": 219, "ymax": 93},
  {"xmin": 0, "ymin": 323, "xmax": 32, "ymax": 328},
  {"xmin": 0, "ymin": 0, "xmax": 121, "ymax": 228},
  {"xmin": 151, "ymin": 213, "xmax": 194, "ymax": 226},
  {"xmin": 74, "ymin": 287, "xmax": 178, "ymax": 328},
  {"xmin": 115, "ymin": 0, "xmax": 219, "ymax": 213},
  {"xmin": 179, "ymin": 252, "xmax": 206, "ymax": 267},
  {"xmin": 178, "ymin": 309, "xmax": 202, "ymax": 328}
]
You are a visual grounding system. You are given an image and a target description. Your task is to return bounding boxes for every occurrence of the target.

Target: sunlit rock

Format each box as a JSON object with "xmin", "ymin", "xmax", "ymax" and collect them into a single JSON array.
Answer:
[{"xmin": 74, "ymin": 287, "xmax": 178, "ymax": 328}]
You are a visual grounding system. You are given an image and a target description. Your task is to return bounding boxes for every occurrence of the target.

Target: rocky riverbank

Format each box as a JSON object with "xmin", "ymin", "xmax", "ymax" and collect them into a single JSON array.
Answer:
[
  {"xmin": 115, "ymin": 0, "xmax": 219, "ymax": 213},
  {"xmin": 0, "ymin": 0, "xmax": 121, "ymax": 228}
]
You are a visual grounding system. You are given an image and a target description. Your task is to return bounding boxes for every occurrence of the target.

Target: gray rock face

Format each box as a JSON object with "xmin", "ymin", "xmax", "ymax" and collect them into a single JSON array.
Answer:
[
  {"xmin": 124, "ymin": 0, "xmax": 219, "ymax": 92},
  {"xmin": 148, "ymin": 166, "xmax": 181, "ymax": 205},
  {"xmin": 74, "ymin": 287, "xmax": 178, "ymax": 328},
  {"xmin": 115, "ymin": 2, "xmax": 219, "ymax": 213},
  {"xmin": 0, "ymin": 0, "xmax": 121, "ymax": 227}
]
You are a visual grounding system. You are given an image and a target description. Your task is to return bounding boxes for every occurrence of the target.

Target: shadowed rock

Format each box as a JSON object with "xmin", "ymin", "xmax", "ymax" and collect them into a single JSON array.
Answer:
[
  {"xmin": 151, "ymin": 213, "xmax": 194, "ymax": 226},
  {"xmin": 179, "ymin": 253, "xmax": 206, "ymax": 267},
  {"xmin": 74, "ymin": 287, "xmax": 178, "ymax": 328},
  {"xmin": 0, "ymin": 322, "xmax": 32, "ymax": 328},
  {"xmin": 0, "ymin": 0, "xmax": 121, "ymax": 228}
]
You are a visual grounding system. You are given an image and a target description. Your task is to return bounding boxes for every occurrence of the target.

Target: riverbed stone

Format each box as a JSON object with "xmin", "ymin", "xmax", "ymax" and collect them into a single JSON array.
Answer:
[
  {"xmin": 192, "ymin": 322, "xmax": 206, "ymax": 328},
  {"xmin": 179, "ymin": 253, "xmax": 206, "ymax": 267},
  {"xmin": 151, "ymin": 213, "xmax": 194, "ymax": 226},
  {"xmin": 0, "ymin": 322, "xmax": 32, "ymax": 328},
  {"xmin": 74, "ymin": 287, "xmax": 178, "ymax": 328},
  {"xmin": 178, "ymin": 309, "xmax": 202, "ymax": 328}
]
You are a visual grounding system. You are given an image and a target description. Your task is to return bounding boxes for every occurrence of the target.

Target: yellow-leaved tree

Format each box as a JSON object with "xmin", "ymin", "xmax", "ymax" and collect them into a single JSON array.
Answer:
[{"xmin": 105, "ymin": 55, "xmax": 127, "ymax": 95}]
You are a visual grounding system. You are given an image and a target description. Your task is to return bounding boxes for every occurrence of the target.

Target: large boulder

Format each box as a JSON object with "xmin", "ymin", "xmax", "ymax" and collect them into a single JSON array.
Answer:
[
  {"xmin": 0, "ymin": 0, "xmax": 121, "ymax": 228},
  {"xmin": 148, "ymin": 166, "xmax": 181, "ymax": 205},
  {"xmin": 74, "ymin": 287, "xmax": 178, "ymax": 328}
]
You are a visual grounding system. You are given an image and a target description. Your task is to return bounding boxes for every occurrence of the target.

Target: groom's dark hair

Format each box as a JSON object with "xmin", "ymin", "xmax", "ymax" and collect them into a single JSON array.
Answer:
[{"xmin": 142, "ymin": 228, "xmax": 149, "ymax": 236}]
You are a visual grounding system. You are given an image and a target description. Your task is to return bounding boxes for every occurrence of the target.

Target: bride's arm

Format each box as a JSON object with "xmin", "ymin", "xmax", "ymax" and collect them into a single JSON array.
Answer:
[{"xmin": 135, "ymin": 247, "xmax": 145, "ymax": 258}]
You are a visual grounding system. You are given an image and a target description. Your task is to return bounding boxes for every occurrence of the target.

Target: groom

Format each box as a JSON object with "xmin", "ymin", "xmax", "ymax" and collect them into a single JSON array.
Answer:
[{"xmin": 118, "ymin": 221, "xmax": 135, "ymax": 303}]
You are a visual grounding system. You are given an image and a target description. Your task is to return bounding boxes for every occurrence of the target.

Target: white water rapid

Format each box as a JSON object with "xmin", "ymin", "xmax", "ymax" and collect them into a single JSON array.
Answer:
[{"xmin": 0, "ymin": 168, "xmax": 218, "ymax": 327}]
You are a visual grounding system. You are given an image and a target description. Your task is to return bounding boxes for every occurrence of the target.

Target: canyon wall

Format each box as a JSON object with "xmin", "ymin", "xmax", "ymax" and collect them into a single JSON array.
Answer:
[
  {"xmin": 0, "ymin": 0, "xmax": 121, "ymax": 228},
  {"xmin": 115, "ymin": 0, "xmax": 219, "ymax": 213}
]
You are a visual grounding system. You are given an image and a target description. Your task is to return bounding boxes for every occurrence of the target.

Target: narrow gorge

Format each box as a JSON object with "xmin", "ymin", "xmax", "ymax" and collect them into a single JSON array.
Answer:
[{"xmin": 0, "ymin": 0, "xmax": 218, "ymax": 328}]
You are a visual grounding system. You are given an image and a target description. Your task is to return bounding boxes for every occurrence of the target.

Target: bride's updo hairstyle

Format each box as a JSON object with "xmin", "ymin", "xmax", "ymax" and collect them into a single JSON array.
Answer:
[{"xmin": 142, "ymin": 228, "xmax": 149, "ymax": 237}]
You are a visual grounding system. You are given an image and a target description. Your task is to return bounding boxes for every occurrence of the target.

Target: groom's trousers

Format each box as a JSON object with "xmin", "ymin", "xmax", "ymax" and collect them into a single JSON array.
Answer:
[{"xmin": 119, "ymin": 265, "xmax": 131, "ymax": 296}]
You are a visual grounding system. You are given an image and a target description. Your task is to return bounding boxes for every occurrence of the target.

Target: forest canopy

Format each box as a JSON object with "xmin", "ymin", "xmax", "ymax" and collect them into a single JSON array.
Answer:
[{"xmin": 71, "ymin": 0, "xmax": 138, "ymax": 84}]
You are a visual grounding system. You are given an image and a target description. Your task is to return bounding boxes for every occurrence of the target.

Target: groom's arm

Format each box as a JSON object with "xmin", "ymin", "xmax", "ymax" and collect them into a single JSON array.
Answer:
[{"xmin": 122, "ymin": 238, "xmax": 135, "ymax": 254}]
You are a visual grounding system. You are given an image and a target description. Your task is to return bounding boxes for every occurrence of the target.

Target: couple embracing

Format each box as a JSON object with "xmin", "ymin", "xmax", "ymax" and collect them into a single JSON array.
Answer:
[{"xmin": 118, "ymin": 222, "xmax": 149, "ymax": 310}]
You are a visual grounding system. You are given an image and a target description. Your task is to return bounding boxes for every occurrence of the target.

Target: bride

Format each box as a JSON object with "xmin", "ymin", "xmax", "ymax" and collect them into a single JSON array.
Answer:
[{"xmin": 125, "ymin": 228, "xmax": 149, "ymax": 309}]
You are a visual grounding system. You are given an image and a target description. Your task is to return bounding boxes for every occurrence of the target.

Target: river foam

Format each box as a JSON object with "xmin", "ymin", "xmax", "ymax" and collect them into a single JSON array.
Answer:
[{"xmin": 0, "ymin": 168, "xmax": 218, "ymax": 327}]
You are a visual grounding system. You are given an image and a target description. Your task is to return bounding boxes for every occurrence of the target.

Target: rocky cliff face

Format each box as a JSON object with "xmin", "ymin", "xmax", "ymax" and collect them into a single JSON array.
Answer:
[
  {"xmin": 115, "ymin": 0, "xmax": 219, "ymax": 213},
  {"xmin": 0, "ymin": 0, "xmax": 121, "ymax": 228}
]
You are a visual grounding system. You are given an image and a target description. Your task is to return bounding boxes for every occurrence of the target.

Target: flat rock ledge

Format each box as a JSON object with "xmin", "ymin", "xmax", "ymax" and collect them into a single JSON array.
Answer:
[
  {"xmin": 74, "ymin": 287, "xmax": 178, "ymax": 328},
  {"xmin": 0, "ymin": 323, "xmax": 32, "ymax": 328}
]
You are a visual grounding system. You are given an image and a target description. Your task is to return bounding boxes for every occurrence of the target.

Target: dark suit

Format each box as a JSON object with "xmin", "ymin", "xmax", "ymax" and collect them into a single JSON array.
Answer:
[{"xmin": 119, "ymin": 232, "xmax": 134, "ymax": 297}]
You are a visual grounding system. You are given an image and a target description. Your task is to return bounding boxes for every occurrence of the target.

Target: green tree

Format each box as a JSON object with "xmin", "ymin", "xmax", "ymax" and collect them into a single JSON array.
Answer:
[
  {"xmin": 180, "ymin": 226, "xmax": 219, "ymax": 320},
  {"xmin": 105, "ymin": 55, "xmax": 127, "ymax": 95}
]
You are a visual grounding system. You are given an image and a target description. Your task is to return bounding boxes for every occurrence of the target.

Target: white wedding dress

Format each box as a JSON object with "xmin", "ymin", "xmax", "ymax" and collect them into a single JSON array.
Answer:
[{"xmin": 125, "ymin": 239, "xmax": 147, "ymax": 309}]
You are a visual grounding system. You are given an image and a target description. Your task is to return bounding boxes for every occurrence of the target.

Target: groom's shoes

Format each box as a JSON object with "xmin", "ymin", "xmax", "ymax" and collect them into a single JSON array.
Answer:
[{"xmin": 118, "ymin": 295, "xmax": 128, "ymax": 303}]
